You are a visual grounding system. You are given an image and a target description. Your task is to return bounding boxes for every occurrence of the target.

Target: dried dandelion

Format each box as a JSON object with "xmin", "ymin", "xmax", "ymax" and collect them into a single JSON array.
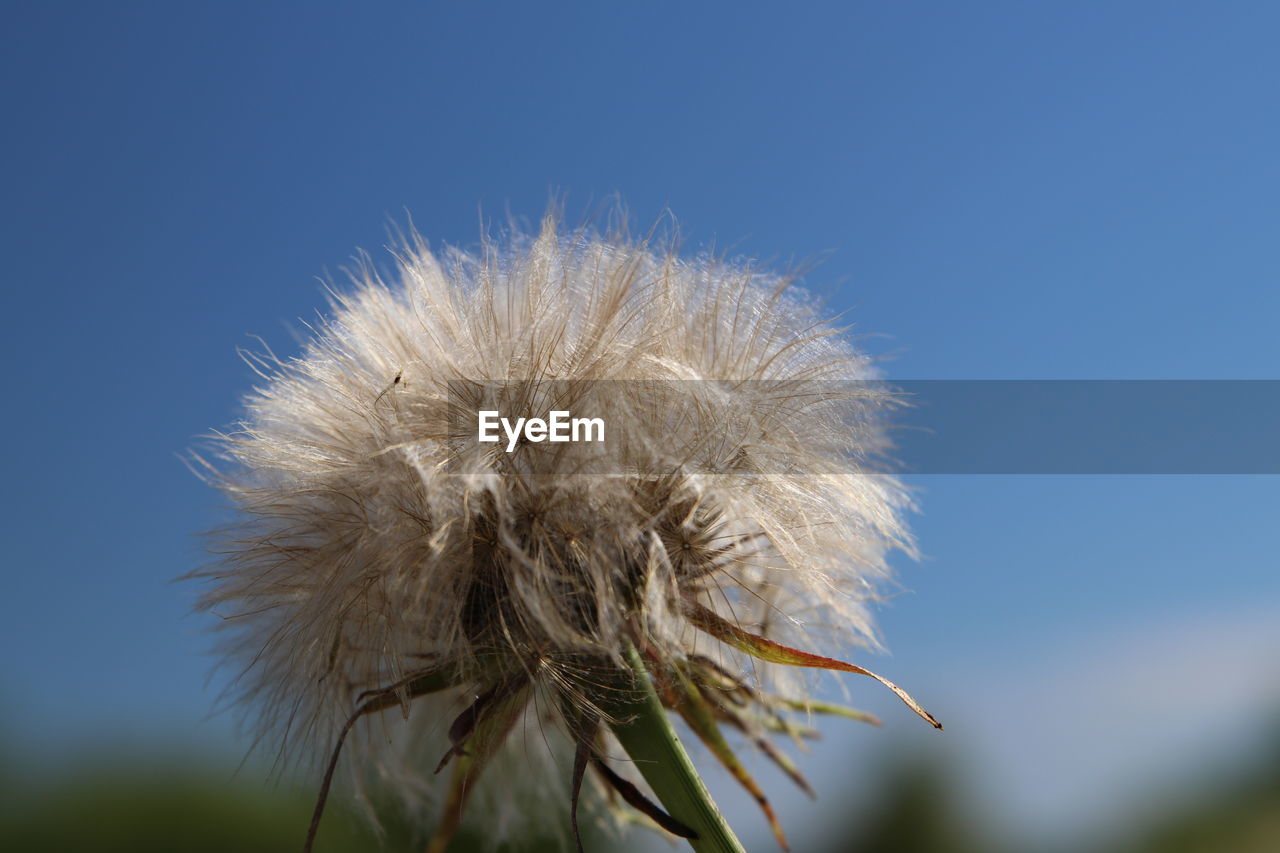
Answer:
[{"xmin": 189, "ymin": 209, "xmax": 940, "ymax": 853}]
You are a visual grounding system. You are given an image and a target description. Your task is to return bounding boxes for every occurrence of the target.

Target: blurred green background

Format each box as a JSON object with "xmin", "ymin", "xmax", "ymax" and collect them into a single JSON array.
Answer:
[{"xmin": 2, "ymin": 724, "xmax": 1275, "ymax": 852}]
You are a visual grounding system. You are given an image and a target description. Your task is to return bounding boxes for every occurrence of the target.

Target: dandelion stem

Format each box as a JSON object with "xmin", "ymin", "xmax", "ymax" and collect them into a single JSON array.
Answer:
[{"xmin": 606, "ymin": 644, "xmax": 747, "ymax": 853}]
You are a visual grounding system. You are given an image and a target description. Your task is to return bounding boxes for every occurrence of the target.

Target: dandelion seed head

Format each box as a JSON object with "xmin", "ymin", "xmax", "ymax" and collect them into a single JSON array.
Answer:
[{"xmin": 191, "ymin": 210, "xmax": 920, "ymax": 847}]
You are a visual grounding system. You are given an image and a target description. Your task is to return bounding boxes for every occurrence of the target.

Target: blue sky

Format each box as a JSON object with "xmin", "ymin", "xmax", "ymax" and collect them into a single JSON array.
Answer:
[{"xmin": 2, "ymin": 3, "xmax": 1278, "ymax": 848}]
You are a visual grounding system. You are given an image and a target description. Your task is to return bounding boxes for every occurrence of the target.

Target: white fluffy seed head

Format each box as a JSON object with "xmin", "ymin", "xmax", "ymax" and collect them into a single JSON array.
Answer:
[{"xmin": 191, "ymin": 211, "xmax": 915, "ymax": 840}]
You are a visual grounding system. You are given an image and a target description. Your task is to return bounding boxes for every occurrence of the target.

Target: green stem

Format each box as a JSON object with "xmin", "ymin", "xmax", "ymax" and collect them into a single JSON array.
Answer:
[{"xmin": 605, "ymin": 644, "xmax": 747, "ymax": 853}]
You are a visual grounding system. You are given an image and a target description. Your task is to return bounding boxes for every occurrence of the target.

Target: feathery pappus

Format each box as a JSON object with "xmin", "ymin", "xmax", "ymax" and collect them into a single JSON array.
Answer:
[{"xmin": 188, "ymin": 209, "xmax": 940, "ymax": 853}]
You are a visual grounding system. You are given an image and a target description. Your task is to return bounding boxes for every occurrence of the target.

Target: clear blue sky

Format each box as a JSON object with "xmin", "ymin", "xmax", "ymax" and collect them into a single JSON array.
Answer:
[{"xmin": 2, "ymin": 3, "xmax": 1278, "ymax": 848}]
